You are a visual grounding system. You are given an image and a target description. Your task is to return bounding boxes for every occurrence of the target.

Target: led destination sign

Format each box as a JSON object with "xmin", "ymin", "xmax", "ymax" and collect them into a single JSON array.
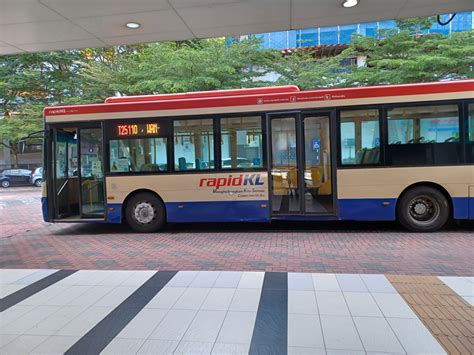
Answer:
[{"xmin": 117, "ymin": 123, "xmax": 160, "ymax": 137}]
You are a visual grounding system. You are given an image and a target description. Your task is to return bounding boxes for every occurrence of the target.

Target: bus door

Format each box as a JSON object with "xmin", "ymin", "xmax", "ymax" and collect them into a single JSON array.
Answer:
[
  {"xmin": 53, "ymin": 129, "xmax": 79, "ymax": 218},
  {"xmin": 268, "ymin": 112, "xmax": 336, "ymax": 215},
  {"xmin": 78, "ymin": 127, "xmax": 105, "ymax": 218},
  {"xmin": 52, "ymin": 125, "xmax": 105, "ymax": 220}
]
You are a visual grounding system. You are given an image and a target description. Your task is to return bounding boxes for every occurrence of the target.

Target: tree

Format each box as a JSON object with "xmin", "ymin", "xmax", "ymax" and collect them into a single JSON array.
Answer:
[
  {"xmin": 347, "ymin": 30, "xmax": 473, "ymax": 86},
  {"xmin": 0, "ymin": 103, "xmax": 43, "ymax": 167},
  {"xmin": 271, "ymin": 48, "xmax": 357, "ymax": 89},
  {"xmin": 0, "ymin": 51, "xmax": 83, "ymax": 165},
  {"xmin": 80, "ymin": 38, "xmax": 277, "ymax": 98},
  {"xmin": 275, "ymin": 18, "xmax": 474, "ymax": 89}
]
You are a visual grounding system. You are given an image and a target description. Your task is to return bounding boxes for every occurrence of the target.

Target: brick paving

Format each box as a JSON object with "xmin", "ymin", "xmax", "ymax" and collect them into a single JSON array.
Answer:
[
  {"xmin": 1, "ymin": 187, "xmax": 473, "ymax": 275},
  {"xmin": 0, "ymin": 187, "xmax": 45, "ymax": 239},
  {"xmin": 388, "ymin": 275, "xmax": 474, "ymax": 354}
]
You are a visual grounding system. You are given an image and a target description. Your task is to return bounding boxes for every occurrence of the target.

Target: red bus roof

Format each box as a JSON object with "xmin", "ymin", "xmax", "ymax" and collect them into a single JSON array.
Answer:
[
  {"xmin": 44, "ymin": 80, "xmax": 474, "ymax": 118},
  {"xmin": 104, "ymin": 85, "xmax": 300, "ymax": 103}
]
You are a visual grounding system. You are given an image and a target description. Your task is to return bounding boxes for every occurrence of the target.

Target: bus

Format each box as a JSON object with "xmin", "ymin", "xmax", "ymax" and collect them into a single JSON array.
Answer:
[{"xmin": 42, "ymin": 80, "xmax": 474, "ymax": 232}]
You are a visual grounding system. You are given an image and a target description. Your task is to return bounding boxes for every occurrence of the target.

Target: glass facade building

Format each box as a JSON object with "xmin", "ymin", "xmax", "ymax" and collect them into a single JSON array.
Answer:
[{"xmin": 254, "ymin": 12, "xmax": 473, "ymax": 50}]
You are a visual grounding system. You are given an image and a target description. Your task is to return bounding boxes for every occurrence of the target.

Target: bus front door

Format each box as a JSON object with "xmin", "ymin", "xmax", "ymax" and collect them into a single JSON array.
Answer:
[
  {"xmin": 52, "ymin": 126, "xmax": 105, "ymax": 220},
  {"xmin": 269, "ymin": 112, "xmax": 335, "ymax": 216},
  {"xmin": 53, "ymin": 129, "xmax": 79, "ymax": 218}
]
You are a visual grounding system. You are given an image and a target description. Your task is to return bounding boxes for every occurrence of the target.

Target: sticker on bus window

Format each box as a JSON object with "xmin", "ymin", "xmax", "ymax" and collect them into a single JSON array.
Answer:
[
  {"xmin": 91, "ymin": 160, "xmax": 102, "ymax": 177},
  {"xmin": 116, "ymin": 158, "xmax": 129, "ymax": 172}
]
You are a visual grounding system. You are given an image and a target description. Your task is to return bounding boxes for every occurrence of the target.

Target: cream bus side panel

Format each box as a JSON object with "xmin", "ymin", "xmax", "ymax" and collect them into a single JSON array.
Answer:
[
  {"xmin": 337, "ymin": 166, "xmax": 474, "ymax": 199},
  {"xmin": 106, "ymin": 172, "xmax": 269, "ymax": 204}
]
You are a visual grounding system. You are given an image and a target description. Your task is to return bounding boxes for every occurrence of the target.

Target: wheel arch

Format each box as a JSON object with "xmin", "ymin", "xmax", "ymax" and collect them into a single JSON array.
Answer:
[
  {"xmin": 396, "ymin": 181, "xmax": 453, "ymax": 218},
  {"xmin": 121, "ymin": 188, "xmax": 166, "ymax": 222}
]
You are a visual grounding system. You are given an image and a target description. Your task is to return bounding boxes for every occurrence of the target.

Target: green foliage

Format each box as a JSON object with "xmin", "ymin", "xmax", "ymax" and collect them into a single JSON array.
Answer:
[
  {"xmin": 0, "ymin": 51, "xmax": 84, "ymax": 163},
  {"xmin": 80, "ymin": 38, "xmax": 276, "ymax": 97},
  {"xmin": 272, "ymin": 48, "xmax": 358, "ymax": 89},
  {"xmin": 346, "ymin": 30, "xmax": 474, "ymax": 86},
  {"xmin": 395, "ymin": 17, "xmax": 435, "ymax": 34},
  {"xmin": 277, "ymin": 25, "xmax": 473, "ymax": 89}
]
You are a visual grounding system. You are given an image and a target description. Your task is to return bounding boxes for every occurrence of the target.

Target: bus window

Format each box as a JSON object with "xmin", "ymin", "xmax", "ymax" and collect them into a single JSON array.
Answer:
[
  {"xmin": 468, "ymin": 104, "xmax": 474, "ymax": 163},
  {"xmin": 220, "ymin": 116, "xmax": 263, "ymax": 169},
  {"xmin": 109, "ymin": 138, "xmax": 168, "ymax": 173},
  {"xmin": 388, "ymin": 105, "xmax": 459, "ymax": 144},
  {"xmin": 386, "ymin": 104, "xmax": 461, "ymax": 166},
  {"xmin": 174, "ymin": 119, "xmax": 214, "ymax": 171},
  {"xmin": 340, "ymin": 109, "xmax": 380, "ymax": 165},
  {"xmin": 469, "ymin": 104, "xmax": 474, "ymax": 143}
]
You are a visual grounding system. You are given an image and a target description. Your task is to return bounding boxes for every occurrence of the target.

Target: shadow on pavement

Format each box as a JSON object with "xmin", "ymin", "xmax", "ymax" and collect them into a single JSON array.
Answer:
[{"xmin": 49, "ymin": 219, "xmax": 472, "ymax": 236}]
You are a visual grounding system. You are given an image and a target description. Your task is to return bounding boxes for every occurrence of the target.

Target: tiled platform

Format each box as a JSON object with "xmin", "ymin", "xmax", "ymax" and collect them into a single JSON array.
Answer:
[{"xmin": 1, "ymin": 269, "xmax": 473, "ymax": 354}]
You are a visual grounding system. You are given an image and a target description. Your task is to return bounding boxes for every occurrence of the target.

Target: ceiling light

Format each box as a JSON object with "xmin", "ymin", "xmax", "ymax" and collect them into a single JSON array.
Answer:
[
  {"xmin": 126, "ymin": 22, "xmax": 141, "ymax": 29},
  {"xmin": 342, "ymin": 0, "xmax": 359, "ymax": 8}
]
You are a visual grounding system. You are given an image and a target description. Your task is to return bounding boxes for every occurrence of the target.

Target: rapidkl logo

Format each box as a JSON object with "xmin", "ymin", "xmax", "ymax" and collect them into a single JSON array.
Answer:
[{"xmin": 199, "ymin": 174, "xmax": 264, "ymax": 189}]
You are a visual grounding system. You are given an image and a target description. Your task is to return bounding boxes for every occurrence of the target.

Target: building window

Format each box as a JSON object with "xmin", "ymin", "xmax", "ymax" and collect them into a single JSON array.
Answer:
[
  {"xmin": 174, "ymin": 119, "xmax": 214, "ymax": 171},
  {"xmin": 109, "ymin": 138, "xmax": 168, "ymax": 173},
  {"xmin": 386, "ymin": 104, "xmax": 461, "ymax": 166},
  {"xmin": 320, "ymin": 26, "xmax": 338, "ymax": 45},
  {"xmin": 340, "ymin": 109, "xmax": 380, "ymax": 165},
  {"xmin": 297, "ymin": 29, "xmax": 318, "ymax": 47},
  {"xmin": 359, "ymin": 22, "xmax": 377, "ymax": 37},
  {"xmin": 339, "ymin": 25, "xmax": 357, "ymax": 44},
  {"xmin": 220, "ymin": 116, "xmax": 263, "ymax": 169}
]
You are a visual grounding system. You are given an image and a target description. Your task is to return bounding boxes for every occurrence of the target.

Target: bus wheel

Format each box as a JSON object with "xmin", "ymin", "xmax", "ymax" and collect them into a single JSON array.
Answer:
[
  {"xmin": 397, "ymin": 186, "xmax": 449, "ymax": 232},
  {"xmin": 125, "ymin": 192, "xmax": 166, "ymax": 233}
]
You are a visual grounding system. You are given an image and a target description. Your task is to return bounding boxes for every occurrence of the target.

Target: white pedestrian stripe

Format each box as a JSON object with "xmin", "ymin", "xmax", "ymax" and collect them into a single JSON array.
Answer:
[
  {"xmin": 438, "ymin": 276, "xmax": 474, "ymax": 305},
  {"xmin": 103, "ymin": 270, "xmax": 263, "ymax": 354},
  {"xmin": 0, "ymin": 269, "xmax": 450, "ymax": 354}
]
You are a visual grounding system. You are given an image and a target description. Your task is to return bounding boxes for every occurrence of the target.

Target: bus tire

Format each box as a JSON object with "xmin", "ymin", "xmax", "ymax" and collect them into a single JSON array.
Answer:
[
  {"xmin": 397, "ymin": 186, "xmax": 449, "ymax": 232},
  {"xmin": 125, "ymin": 192, "xmax": 166, "ymax": 233}
]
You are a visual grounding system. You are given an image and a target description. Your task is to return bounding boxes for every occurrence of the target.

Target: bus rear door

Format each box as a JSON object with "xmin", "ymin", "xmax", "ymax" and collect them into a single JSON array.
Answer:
[{"xmin": 268, "ymin": 111, "xmax": 336, "ymax": 216}]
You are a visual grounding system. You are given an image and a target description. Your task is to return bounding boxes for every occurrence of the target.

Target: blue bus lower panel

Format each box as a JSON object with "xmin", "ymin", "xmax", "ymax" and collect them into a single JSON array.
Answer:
[
  {"xmin": 166, "ymin": 200, "xmax": 270, "ymax": 223},
  {"xmin": 452, "ymin": 197, "xmax": 472, "ymax": 220},
  {"xmin": 106, "ymin": 197, "xmax": 472, "ymax": 224},
  {"xmin": 107, "ymin": 203, "xmax": 123, "ymax": 223},
  {"xmin": 470, "ymin": 197, "xmax": 474, "ymax": 220},
  {"xmin": 338, "ymin": 198, "xmax": 397, "ymax": 221},
  {"xmin": 41, "ymin": 197, "xmax": 50, "ymax": 222},
  {"xmin": 272, "ymin": 215, "xmax": 338, "ymax": 221}
]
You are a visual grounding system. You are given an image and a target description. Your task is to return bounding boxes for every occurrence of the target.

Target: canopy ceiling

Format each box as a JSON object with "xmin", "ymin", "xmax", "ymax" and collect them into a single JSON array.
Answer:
[{"xmin": 1, "ymin": 0, "xmax": 472, "ymax": 55}]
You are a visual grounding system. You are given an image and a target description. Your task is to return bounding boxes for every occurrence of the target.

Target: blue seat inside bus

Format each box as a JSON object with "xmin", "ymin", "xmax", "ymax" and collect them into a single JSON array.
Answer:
[{"xmin": 354, "ymin": 148, "xmax": 380, "ymax": 165}]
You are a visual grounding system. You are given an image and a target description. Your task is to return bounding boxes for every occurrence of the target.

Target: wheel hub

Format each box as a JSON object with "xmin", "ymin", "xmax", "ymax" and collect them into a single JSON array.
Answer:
[
  {"xmin": 408, "ymin": 196, "xmax": 439, "ymax": 223},
  {"xmin": 413, "ymin": 202, "xmax": 427, "ymax": 215},
  {"xmin": 134, "ymin": 202, "xmax": 155, "ymax": 224}
]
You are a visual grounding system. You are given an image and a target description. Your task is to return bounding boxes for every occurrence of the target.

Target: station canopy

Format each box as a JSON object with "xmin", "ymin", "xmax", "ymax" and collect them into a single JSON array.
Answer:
[{"xmin": 1, "ymin": 0, "xmax": 472, "ymax": 55}]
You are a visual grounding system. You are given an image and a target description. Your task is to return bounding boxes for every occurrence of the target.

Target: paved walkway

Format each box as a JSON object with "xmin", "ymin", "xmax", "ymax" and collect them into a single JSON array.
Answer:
[
  {"xmin": 2, "ymin": 188, "xmax": 473, "ymax": 276},
  {"xmin": 1, "ymin": 269, "xmax": 473, "ymax": 354},
  {"xmin": 2, "ymin": 224, "xmax": 473, "ymax": 275}
]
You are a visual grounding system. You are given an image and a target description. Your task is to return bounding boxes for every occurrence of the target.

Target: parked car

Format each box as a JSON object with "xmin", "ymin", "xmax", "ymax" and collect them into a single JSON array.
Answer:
[
  {"xmin": 30, "ymin": 167, "xmax": 43, "ymax": 187},
  {"xmin": 0, "ymin": 169, "xmax": 33, "ymax": 188}
]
